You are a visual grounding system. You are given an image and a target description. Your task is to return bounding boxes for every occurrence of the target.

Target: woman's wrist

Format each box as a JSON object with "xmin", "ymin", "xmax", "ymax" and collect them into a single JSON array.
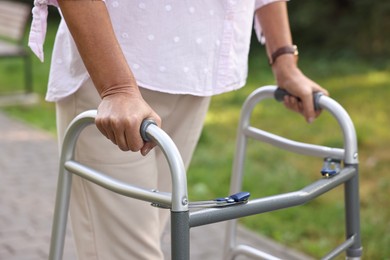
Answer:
[
  {"xmin": 271, "ymin": 54, "xmax": 299, "ymax": 81},
  {"xmin": 100, "ymin": 82, "xmax": 140, "ymax": 99},
  {"xmin": 269, "ymin": 45, "xmax": 298, "ymax": 65}
]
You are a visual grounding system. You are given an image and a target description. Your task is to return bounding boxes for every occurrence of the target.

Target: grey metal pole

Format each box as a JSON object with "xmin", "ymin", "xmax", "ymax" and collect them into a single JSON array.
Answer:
[
  {"xmin": 344, "ymin": 165, "xmax": 362, "ymax": 259},
  {"xmin": 171, "ymin": 212, "xmax": 190, "ymax": 260},
  {"xmin": 49, "ymin": 110, "xmax": 97, "ymax": 260},
  {"xmin": 142, "ymin": 122, "xmax": 190, "ymax": 259},
  {"xmin": 48, "ymin": 159, "xmax": 72, "ymax": 260},
  {"xmin": 190, "ymin": 167, "xmax": 356, "ymax": 228}
]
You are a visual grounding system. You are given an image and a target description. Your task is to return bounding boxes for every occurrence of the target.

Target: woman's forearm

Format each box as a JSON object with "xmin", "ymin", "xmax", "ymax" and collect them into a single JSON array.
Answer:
[
  {"xmin": 57, "ymin": 0, "xmax": 138, "ymax": 97},
  {"xmin": 256, "ymin": 1, "xmax": 295, "ymax": 66}
]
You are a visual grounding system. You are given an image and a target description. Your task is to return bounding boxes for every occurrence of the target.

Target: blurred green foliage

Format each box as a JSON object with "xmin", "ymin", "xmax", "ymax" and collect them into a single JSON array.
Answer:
[{"xmin": 288, "ymin": 0, "xmax": 390, "ymax": 57}]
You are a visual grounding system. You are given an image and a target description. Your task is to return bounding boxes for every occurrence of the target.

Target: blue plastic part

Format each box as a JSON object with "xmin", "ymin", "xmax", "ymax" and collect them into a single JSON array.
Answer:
[
  {"xmin": 321, "ymin": 158, "xmax": 341, "ymax": 177},
  {"xmin": 215, "ymin": 192, "xmax": 250, "ymax": 203},
  {"xmin": 321, "ymin": 168, "xmax": 338, "ymax": 176},
  {"xmin": 229, "ymin": 191, "xmax": 251, "ymax": 202}
]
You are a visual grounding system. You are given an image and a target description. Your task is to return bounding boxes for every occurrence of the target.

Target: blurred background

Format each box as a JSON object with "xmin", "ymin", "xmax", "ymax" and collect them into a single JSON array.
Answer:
[{"xmin": 0, "ymin": 0, "xmax": 389, "ymax": 259}]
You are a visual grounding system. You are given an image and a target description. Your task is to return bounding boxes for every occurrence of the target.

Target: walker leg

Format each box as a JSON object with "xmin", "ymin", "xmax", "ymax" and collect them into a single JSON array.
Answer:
[
  {"xmin": 345, "ymin": 164, "xmax": 363, "ymax": 259},
  {"xmin": 49, "ymin": 168, "xmax": 72, "ymax": 260},
  {"xmin": 171, "ymin": 211, "xmax": 190, "ymax": 260}
]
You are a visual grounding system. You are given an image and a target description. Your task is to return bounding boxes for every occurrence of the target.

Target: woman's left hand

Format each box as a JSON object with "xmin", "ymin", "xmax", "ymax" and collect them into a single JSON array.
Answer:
[{"xmin": 271, "ymin": 55, "xmax": 329, "ymax": 123}]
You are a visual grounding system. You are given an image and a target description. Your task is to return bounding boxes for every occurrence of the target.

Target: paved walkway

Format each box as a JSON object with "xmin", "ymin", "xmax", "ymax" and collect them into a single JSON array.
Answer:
[{"xmin": 0, "ymin": 111, "xmax": 313, "ymax": 260}]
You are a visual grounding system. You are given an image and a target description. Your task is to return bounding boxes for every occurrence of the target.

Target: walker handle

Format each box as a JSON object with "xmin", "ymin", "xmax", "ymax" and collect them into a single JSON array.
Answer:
[
  {"xmin": 274, "ymin": 87, "xmax": 323, "ymax": 111},
  {"xmin": 140, "ymin": 119, "xmax": 157, "ymax": 142}
]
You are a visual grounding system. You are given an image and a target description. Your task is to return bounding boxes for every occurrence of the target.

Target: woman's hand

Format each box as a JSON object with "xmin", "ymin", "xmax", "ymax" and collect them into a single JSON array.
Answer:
[
  {"xmin": 272, "ymin": 55, "xmax": 329, "ymax": 123},
  {"xmin": 256, "ymin": 1, "xmax": 329, "ymax": 123},
  {"xmin": 95, "ymin": 89, "xmax": 161, "ymax": 155}
]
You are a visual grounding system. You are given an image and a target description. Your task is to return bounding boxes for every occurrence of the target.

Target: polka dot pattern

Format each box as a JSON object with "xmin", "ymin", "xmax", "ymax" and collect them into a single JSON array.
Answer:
[{"xmin": 45, "ymin": 1, "xmax": 264, "ymax": 101}]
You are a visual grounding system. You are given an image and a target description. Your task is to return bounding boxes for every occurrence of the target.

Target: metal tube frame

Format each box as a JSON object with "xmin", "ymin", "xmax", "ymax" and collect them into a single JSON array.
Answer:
[
  {"xmin": 217, "ymin": 85, "xmax": 362, "ymax": 259},
  {"xmin": 49, "ymin": 86, "xmax": 362, "ymax": 260},
  {"xmin": 48, "ymin": 110, "xmax": 189, "ymax": 260}
]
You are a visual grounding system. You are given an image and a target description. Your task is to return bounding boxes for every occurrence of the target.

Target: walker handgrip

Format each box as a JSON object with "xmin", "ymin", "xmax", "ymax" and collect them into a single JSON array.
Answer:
[
  {"xmin": 140, "ymin": 119, "xmax": 157, "ymax": 142},
  {"xmin": 274, "ymin": 87, "xmax": 323, "ymax": 111}
]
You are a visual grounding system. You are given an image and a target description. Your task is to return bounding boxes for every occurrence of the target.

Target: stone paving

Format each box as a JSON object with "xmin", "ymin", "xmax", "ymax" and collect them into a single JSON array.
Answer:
[
  {"xmin": 0, "ymin": 111, "xmax": 312, "ymax": 260},
  {"xmin": 0, "ymin": 112, "xmax": 76, "ymax": 260}
]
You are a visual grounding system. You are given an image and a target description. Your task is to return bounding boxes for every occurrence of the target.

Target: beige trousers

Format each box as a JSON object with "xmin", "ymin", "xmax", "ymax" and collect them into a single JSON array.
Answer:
[{"xmin": 56, "ymin": 79, "xmax": 210, "ymax": 260}]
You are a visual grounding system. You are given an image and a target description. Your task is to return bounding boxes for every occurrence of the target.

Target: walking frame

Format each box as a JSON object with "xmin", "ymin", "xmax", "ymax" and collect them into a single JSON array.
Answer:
[{"xmin": 49, "ymin": 85, "xmax": 362, "ymax": 260}]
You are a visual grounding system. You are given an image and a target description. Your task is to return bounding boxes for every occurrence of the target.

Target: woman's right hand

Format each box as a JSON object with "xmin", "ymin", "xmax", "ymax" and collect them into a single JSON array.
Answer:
[{"xmin": 95, "ymin": 89, "xmax": 161, "ymax": 155}]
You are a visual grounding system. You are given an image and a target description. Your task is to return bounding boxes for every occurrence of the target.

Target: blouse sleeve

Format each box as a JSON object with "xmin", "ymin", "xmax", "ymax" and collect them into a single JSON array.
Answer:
[
  {"xmin": 28, "ymin": 0, "xmax": 59, "ymax": 62},
  {"xmin": 253, "ymin": 0, "xmax": 288, "ymax": 44}
]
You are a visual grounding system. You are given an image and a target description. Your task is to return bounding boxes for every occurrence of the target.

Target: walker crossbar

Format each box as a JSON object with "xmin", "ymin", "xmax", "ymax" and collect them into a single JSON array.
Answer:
[
  {"xmin": 243, "ymin": 126, "xmax": 345, "ymax": 160},
  {"xmin": 64, "ymin": 160, "xmax": 172, "ymax": 207},
  {"xmin": 189, "ymin": 167, "xmax": 355, "ymax": 228}
]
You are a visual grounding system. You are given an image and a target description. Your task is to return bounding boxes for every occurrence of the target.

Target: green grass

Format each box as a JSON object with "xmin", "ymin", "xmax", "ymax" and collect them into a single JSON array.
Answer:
[
  {"xmin": 1, "ymin": 21, "xmax": 389, "ymax": 259},
  {"xmin": 0, "ymin": 18, "xmax": 58, "ymax": 133}
]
